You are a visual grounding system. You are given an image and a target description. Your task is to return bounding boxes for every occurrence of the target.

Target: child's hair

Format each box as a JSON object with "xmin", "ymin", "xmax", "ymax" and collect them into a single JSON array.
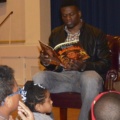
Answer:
[
  {"xmin": 22, "ymin": 81, "xmax": 48, "ymax": 112},
  {"xmin": 91, "ymin": 91, "xmax": 120, "ymax": 120}
]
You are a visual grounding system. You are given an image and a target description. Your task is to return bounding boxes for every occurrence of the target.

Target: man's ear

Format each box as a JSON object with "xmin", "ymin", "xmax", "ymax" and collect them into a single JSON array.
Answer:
[{"xmin": 78, "ymin": 11, "xmax": 82, "ymax": 18}]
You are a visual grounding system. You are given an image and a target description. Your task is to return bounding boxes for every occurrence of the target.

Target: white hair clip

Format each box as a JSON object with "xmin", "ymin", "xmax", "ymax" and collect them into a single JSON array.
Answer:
[
  {"xmin": 21, "ymin": 87, "xmax": 27, "ymax": 102},
  {"xmin": 34, "ymin": 83, "xmax": 46, "ymax": 89}
]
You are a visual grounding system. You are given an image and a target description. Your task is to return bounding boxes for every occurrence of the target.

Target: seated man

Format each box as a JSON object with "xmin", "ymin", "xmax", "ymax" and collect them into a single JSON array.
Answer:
[
  {"xmin": 91, "ymin": 91, "xmax": 120, "ymax": 120},
  {"xmin": 33, "ymin": 0, "xmax": 111, "ymax": 120}
]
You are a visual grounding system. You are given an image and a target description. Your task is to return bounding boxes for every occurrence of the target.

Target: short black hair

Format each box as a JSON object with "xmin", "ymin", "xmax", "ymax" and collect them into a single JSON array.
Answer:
[
  {"xmin": 60, "ymin": 0, "xmax": 80, "ymax": 10},
  {"xmin": 0, "ymin": 65, "xmax": 15, "ymax": 105},
  {"xmin": 94, "ymin": 92, "xmax": 120, "ymax": 120}
]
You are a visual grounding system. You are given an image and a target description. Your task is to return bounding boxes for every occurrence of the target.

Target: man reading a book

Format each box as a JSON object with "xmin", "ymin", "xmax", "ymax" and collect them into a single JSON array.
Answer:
[{"xmin": 33, "ymin": 0, "xmax": 111, "ymax": 120}]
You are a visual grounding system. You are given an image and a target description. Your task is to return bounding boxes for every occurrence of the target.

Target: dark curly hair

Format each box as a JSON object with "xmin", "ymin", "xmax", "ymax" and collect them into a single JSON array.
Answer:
[
  {"xmin": 60, "ymin": 0, "xmax": 80, "ymax": 10},
  {"xmin": 24, "ymin": 81, "xmax": 48, "ymax": 112}
]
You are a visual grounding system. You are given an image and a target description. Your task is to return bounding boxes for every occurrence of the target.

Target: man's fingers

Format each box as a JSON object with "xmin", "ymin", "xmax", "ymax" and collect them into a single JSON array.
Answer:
[{"xmin": 18, "ymin": 111, "xmax": 26, "ymax": 120}]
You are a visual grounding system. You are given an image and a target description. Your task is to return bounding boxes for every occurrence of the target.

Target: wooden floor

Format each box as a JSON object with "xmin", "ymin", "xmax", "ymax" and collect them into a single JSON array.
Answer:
[{"xmin": 12, "ymin": 107, "xmax": 80, "ymax": 120}]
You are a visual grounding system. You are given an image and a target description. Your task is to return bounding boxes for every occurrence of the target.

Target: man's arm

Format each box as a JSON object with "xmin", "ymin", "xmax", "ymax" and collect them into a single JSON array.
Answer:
[{"xmin": 84, "ymin": 33, "xmax": 111, "ymax": 74}]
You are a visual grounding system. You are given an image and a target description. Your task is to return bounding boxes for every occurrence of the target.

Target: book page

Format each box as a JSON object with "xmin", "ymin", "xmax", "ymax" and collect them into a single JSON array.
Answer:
[
  {"xmin": 54, "ymin": 40, "xmax": 89, "ymax": 67},
  {"xmin": 39, "ymin": 41, "xmax": 63, "ymax": 66}
]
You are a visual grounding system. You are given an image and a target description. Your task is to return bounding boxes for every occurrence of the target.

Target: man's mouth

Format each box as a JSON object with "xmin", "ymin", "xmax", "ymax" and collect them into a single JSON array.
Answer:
[{"xmin": 66, "ymin": 21, "xmax": 72, "ymax": 25}]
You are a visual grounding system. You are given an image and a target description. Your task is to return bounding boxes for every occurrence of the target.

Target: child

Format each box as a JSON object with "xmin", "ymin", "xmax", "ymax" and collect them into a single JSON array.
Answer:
[
  {"xmin": 21, "ymin": 81, "xmax": 53, "ymax": 120},
  {"xmin": 91, "ymin": 91, "xmax": 120, "ymax": 120}
]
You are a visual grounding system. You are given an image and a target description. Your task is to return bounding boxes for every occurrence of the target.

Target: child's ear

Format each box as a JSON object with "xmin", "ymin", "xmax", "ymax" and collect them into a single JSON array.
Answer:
[{"xmin": 35, "ymin": 103, "xmax": 43, "ymax": 112}]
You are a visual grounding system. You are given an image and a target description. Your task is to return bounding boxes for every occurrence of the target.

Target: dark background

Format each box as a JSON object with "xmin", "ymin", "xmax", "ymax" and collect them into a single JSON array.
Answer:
[
  {"xmin": 51, "ymin": 0, "xmax": 120, "ymax": 35},
  {"xmin": 0, "ymin": 0, "xmax": 6, "ymax": 3}
]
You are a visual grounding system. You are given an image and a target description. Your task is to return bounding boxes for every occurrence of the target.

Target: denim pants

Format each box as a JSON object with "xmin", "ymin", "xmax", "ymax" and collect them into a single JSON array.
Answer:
[{"xmin": 33, "ymin": 70, "xmax": 103, "ymax": 120}]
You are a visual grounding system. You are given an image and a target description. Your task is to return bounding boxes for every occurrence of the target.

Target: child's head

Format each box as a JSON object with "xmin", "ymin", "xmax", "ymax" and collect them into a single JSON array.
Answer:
[
  {"xmin": 22, "ymin": 81, "xmax": 53, "ymax": 114},
  {"xmin": 0, "ymin": 65, "xmax": 20, "ymax": 114},
  {"xmin": 91, "ymin": 91, "xmax": 120, "ymax": 120}
]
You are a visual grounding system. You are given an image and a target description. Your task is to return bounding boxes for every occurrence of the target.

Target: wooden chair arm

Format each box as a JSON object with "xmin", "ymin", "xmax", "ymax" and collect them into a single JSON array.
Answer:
[{"xmin": 104, "ymin": 69, "xmax": 118, "ymax": 91}]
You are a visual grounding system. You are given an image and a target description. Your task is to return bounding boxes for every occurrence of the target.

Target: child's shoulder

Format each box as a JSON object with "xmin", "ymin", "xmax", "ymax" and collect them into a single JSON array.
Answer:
[{"xmin": 33, "ymin": 112, "xmax": 53, "ymax": 120}]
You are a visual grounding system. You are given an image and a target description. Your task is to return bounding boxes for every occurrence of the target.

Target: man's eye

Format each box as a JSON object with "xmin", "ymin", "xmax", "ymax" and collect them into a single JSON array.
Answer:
[{"xmin": 62, "ymin": 15, "xmax": 67, "ymax": 17}]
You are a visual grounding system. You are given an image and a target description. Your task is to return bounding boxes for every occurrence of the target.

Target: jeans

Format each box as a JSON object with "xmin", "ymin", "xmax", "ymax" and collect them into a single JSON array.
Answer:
[{"xmin": 33, "ymin": 70, "xmax": 103, "ymax": 120}]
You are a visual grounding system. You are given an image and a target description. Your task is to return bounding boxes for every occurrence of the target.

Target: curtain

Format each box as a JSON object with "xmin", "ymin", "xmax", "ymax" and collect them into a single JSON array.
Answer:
[{"xmin": 51, "ymin": 0, "xmax": 120, "ymax": 35}]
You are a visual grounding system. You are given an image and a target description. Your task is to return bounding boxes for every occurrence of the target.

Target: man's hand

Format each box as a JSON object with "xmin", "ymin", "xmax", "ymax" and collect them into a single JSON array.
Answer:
[
  {"xmin": 65, "ymin": 59, "xmax": 85, "ymax": 71},
  {"xmin": 18, "ymin": 101, "xmax": 34, "ymax": 120},
  {"xmin": 40, "ymin": 51, "xmax": 51, "ymax": 66},
  {"xmin": 9, "ymin": 116, "xmax": 14, "ymax": 120}
]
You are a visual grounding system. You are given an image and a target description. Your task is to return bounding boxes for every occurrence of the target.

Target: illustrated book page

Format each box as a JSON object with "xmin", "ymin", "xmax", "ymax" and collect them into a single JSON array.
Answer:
[{"xmin": 39, "ymin": 40, "xmax": 89, "ymax": 68}]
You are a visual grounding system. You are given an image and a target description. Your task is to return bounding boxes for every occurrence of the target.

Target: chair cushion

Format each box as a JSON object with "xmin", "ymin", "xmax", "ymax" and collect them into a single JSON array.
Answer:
[{"xmin": 51, "ymin": 92, "xmax": 82, "ymax": 108}]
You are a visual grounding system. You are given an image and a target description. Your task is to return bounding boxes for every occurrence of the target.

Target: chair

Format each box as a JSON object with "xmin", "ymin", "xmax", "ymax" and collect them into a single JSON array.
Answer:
[{"xmin": 50, "ymin": 35, "xmax": 120, "ymax": 120}]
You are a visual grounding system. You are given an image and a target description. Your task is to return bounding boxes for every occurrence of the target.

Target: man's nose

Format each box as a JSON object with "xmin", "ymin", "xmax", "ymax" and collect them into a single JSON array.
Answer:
[{"xmin": 66, "ymin": 15, "xmax": 71, "ymax": 20}]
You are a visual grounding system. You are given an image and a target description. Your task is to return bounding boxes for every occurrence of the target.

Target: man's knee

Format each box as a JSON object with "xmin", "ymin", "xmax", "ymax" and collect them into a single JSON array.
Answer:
[
  {"xmin": 80, "ymin": 71, "xmax": 103, "ymax": 88},
  {"xmin": 32, "ymin": 71, "xmax": 48, "ymax": 84}
]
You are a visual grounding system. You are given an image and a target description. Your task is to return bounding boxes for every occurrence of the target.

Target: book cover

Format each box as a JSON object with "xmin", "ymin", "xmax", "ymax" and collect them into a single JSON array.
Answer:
[
  {"xmin": 39, "ymin": 41, "xmax": 63, "ymax": 66},
  {"xmin": 39, "ymin": 40, "xmax": 89, "ymax": 67}
]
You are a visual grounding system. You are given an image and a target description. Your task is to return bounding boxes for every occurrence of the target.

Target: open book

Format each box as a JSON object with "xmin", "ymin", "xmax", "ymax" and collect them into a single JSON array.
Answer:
[{"xmin": 39, "ymin": 40, "xmax": 89, "ymax": 68}]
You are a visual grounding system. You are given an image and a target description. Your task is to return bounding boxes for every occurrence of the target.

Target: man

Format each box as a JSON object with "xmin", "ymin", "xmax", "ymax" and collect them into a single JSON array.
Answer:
[
  {"xmin": 0, "ymin": 65, "xmax": 34, "ymax": 120},
  {"xmin": 91, "ymin": 91, "xmax": 120, "ymax": 120},
  {"xmin": 33, "ymin": 0, "xmax": 111, "ymax": 120}
]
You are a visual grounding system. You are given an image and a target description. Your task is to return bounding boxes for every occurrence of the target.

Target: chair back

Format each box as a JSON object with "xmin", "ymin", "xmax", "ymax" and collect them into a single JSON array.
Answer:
[{"xmin": 106, "ymin": 35, "xmax": 120, "ymax": 71}]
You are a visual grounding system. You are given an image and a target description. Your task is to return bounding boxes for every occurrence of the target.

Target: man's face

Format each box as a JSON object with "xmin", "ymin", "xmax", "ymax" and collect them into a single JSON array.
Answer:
[{"xmin": 61, "ymin": 6, "xmax": 81, "ymax": 29}]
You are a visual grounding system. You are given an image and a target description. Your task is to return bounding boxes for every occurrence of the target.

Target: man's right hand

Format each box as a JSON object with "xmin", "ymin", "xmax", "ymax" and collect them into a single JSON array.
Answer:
[
  {"xmin": 18, "ymin": 101, "xmax": 34, "ymax": 120},
  {"xmin": 40, "ymin": 51, "xmax": 51, "ymax": 66}
]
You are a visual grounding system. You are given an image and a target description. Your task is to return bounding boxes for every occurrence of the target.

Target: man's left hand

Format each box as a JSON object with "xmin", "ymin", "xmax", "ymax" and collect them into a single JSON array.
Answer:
[{"xmin": 65, "ymin": 59, "xmax": 85, "ymax": 71}]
